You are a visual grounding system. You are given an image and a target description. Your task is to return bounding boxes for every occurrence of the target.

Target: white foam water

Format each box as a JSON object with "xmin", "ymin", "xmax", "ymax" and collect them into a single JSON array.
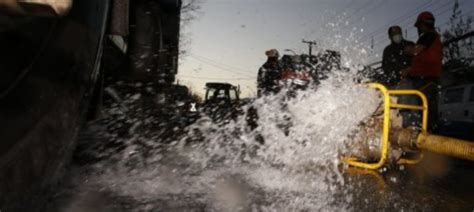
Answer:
[
  {"xmin": 85, "ymin": 70, "xmax": 380, "ymax": 211},
  {"xmin": 68, "ymin": 15, "xmax": 385, "ymax": 211}
]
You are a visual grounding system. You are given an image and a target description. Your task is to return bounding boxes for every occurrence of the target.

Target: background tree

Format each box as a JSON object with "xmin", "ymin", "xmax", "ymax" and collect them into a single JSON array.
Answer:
[
  {"xmin": 179, "ymin": 0, "xmax": 203, "ymax": 57},
  {"xmin": 442, "ymin": 0, "xmax": 474, "ymax": 83},
  {"xmin": 443, "ymin": 0, "xmax": 474, "ymax": 69}
]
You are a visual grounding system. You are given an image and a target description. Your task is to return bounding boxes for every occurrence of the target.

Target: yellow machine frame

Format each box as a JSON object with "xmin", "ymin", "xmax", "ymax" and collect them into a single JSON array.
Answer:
[{"xmin": 343, "ymin": 83, "xmax": 428, "ymax": 170}]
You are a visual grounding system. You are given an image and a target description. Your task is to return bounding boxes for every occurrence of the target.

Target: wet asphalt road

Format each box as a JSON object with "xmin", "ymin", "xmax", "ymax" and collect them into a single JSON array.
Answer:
[
  {"xmin": 43, "ymin": 81, "xmax": 474, "ymax": 212},
  {"xmin": 47, "ymin": 139, "xmax": 474, "ymax": 211}
]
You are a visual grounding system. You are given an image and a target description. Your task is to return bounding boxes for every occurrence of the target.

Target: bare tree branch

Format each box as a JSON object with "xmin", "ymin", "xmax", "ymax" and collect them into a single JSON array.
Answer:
[{"xmin": 179, "ymin": 0, "xmax": 203, "ymax": 57}]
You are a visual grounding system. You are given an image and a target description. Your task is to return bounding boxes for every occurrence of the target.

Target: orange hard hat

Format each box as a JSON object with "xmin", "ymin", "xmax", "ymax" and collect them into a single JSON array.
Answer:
[{"xmin": 415, "ymin": 11, "xmax": 435, "ymax": 27}]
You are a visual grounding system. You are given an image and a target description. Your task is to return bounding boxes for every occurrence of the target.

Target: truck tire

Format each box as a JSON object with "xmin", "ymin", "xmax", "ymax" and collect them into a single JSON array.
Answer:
[{"xmin": 0, "ymin": 0, "xmax": 111, "ymax": 209}]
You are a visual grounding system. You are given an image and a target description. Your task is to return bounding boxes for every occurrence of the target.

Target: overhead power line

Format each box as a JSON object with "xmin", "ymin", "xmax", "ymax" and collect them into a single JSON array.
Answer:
[
  {"xmin": 361, "ymin": 0, "xmax": 447, "ymax": 45},
  {"xmin": 345, "ymin": 0, "xmax": 373, "ymax": 21},
  {"xmin": 361, "ymin": 0, "xmax": 437, "ymax": 41},
  {"xmin": 370, "ymin": 0, "xmax": 458, "ymax": 49},
  {"xmin": 324, "ymin": 0, "xmax": 359, "ymax": 26},
  {"xmin": 347, "ymin": 0, "xmax": 387, "ymax": 28},
  {"xmin": 187, "ymin": 54, "xmax": 255, "ymax": 77},
  {"xmin": 189, "ymin": 53, "xmax": 254, "ymax": 74}
]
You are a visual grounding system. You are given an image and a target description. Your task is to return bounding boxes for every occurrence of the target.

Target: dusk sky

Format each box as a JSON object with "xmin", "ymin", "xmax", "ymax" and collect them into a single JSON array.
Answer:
[{"xmin": 177, "ymin": 0, "xmax": 474, "ymax": 97}]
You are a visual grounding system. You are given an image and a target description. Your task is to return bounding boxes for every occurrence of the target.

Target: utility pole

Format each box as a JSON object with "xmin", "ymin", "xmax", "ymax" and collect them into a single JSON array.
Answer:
[{"xmin": 302, "ymin": 39, "xmax": 317, "ymax": 56}]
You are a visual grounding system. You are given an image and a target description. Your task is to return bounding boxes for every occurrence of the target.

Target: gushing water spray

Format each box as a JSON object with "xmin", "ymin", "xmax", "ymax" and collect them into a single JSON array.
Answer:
[
  {"xmin": 166, "ymin": 71, "xmax": 381, "ymax": 210},
  {"xmin": 75, "ymin": 13, "xmax": 389, "ymax": 211}
]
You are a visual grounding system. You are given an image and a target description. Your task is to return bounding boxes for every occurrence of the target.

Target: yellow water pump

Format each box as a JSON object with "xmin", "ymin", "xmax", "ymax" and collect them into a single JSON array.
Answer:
[{"xmin": 343, "ymin": 83, "xmax": 474, "ymax": 170}]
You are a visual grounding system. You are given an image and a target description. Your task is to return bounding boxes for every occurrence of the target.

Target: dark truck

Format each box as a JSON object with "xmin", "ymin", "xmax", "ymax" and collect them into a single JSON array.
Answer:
[
  {"xmin": 204, "ymin": 82, "xmax": 240, "ymax": 105},
  {"xmin": 0, "ymin": 0, "xmax": 181, "ymax": 209},
  {"xmin": 201, "ymin": 82, "xmax": 241, "ymax": 121}
]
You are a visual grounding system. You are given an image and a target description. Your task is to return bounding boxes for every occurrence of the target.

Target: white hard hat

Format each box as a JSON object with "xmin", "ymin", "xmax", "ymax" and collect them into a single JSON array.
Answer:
[{"xmin": 265, "ymin": 49, "xmax": 279, "ymax": 58}]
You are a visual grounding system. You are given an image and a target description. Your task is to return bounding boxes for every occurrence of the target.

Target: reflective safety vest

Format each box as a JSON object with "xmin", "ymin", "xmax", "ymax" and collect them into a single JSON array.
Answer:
[{"xmin": 409, "ymin": 31, "xmax": 443, "ymax": 78}]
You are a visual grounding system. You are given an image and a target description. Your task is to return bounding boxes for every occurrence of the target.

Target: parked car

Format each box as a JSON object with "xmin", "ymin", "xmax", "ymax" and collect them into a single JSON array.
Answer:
[{"xmin": 438, "ymin": 83, "xmax": 474, "ymax": 139}]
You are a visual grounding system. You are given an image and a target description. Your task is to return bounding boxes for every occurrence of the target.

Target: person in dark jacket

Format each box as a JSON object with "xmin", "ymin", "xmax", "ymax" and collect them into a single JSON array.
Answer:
[
  {"xmin": 380, "ymin": 26, "xmax": 415, "ymax": 87},
  {"xmin": 257, "ymin": 49, "xmax": 282, "ymax": 97}
]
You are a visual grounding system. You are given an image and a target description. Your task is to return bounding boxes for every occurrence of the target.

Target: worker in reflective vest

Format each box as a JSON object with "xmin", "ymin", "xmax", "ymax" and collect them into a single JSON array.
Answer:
[{"xmin": 400, "ymin": 11, "xmax": 443, "ymax": 131}]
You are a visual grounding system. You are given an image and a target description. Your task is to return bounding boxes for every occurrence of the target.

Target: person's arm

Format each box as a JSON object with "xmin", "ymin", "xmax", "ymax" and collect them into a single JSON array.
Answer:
[
  {"xmin": 257, "ymin": 67, "xmax": 265, "ymax": 89},
  {"xmin": 413, "ymin": 45, "xmax": 427, "ymax": 55},
  {"xmin": 404, "ymin": 44, "xmax": 425, "ymax": 56},
  {"xmin": 382, "ymin": 47, "xmax": 389, "ymax": 70},
  {"xmin": 378, "ymin": 47, "xmax": 391, "ymax": 82},
  {"xmin": 408, "ymin": 34, "xmax": 442, "ymax": 77},
  {"xmin": 405, "ymin": 33, "xmax": 436, "ymax": 56}
]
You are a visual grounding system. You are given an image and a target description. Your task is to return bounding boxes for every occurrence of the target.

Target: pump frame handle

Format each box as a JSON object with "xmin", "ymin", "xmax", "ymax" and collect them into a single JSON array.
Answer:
[{"xmin": 343, "ymin": 83, "xmax": 428, "ymax": 169}]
